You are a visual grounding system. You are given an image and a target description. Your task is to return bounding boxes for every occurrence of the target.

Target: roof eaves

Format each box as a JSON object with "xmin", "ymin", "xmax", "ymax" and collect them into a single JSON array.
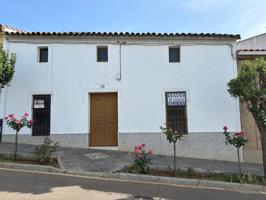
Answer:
[{"xmin": 4, "ymin": 31, "xmax": 241, "ymax": 39}]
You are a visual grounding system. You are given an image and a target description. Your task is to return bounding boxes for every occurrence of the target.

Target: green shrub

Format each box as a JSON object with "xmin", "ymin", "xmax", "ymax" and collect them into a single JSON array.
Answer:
[
  {"xmin": 33, "ymin": 137, "xmax": 58, "ymax": 164},
  {"xmin": 132, "ymin": 144, "xmax": 152, "ymax": 173}
]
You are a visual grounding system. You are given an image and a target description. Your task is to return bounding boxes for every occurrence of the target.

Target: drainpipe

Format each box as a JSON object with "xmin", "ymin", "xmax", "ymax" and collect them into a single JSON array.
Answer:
[{"xmin": 116, "ymin": 41, "xmax": 125, "ymax": 81}]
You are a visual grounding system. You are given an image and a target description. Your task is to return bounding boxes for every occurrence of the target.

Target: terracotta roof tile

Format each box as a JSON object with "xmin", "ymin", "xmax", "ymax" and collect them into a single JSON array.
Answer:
[
  {"xmin": 0, "ymin": 24, "xmax": 26, "ymax": 33},
  {"xmin": 237, "ymin": 49, "xmax": 266, "ymax": 52},
  {"xmin": 4, "ymin": 30, "xmax": 240, "ymax": 39}
]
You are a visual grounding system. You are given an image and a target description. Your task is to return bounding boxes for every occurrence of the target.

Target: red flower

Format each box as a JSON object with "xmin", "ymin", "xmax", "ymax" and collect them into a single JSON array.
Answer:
[
  {"xmin": 223, "ymin": 126, "xmax": 228, "ymax": 131},
  {"xmin": 29, "ymin": 120, "xmax": 33, "ymax": 124},
  {"xmin": 141, "ymin": 143, "xmax": 145, "ymax": 147}
]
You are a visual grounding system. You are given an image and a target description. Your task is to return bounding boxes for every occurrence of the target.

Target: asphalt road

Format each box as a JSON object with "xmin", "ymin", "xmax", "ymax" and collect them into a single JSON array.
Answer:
[{"xmin": 0, "ymin": 168, "xmax": 265, "ymax": 200}]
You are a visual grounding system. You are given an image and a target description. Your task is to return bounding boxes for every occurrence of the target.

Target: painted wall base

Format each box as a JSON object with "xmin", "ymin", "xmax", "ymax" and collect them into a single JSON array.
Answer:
[
  {"xmin": 119, "ymin": 132, "xmax": 241, "ymax": 162},
  {"xmin": 2, "ymin": 133, "xmax": 88, "ymax": 148},
  {"xmin": 3, "ymin": 132, "xmax": 241, "ymax": 162}
]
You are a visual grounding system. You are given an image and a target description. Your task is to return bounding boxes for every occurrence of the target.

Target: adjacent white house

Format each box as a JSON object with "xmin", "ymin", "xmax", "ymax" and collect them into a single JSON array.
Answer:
[{"xmin": 0, "ymin": 25, "xmax": 241, "ymax": 161}]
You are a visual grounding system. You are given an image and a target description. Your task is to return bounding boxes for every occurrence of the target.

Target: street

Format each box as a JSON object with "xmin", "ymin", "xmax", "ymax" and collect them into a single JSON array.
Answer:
[{"xmin": 0, "ymin": 168, "xmax": 265, "ymax": 200}]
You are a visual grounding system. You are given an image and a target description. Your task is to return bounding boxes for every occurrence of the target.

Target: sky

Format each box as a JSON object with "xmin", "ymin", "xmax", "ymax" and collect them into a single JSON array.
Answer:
[{"xmin": 0, "ymin": 0, "xmax": 266, "ymax": 40}]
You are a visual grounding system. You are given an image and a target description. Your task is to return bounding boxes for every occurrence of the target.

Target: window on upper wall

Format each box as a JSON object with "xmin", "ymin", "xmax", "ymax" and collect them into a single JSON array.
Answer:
[
  {"xmin": 165, "ymin": 92, "xmax": 188, "ymax": 134},
  {"xmin": 38, "ymin": 47, "xmax": 48, "ymax": 63},
  {"xmin": 97, "ymin": 46, "xmax": 108, "ymax": 62},
  {"xmin": 169, "ymin": 46, "xmax": 180, "ymax": 63}
]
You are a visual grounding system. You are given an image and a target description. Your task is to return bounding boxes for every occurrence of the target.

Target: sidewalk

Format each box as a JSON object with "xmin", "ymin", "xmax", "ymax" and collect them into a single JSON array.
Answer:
[{"xmin": 0, "ymin": 142, "xmax": 264, "ymax": 176}]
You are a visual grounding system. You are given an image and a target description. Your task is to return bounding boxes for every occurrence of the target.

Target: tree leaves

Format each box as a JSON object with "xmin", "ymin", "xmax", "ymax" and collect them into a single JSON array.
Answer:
[
  {"xmin": 228, "ymin": 57, "xmax": 266, "ymax": 125},
  {"xmin": 0, "ymin": 47, "xmax": 16, "ymax": 90}
]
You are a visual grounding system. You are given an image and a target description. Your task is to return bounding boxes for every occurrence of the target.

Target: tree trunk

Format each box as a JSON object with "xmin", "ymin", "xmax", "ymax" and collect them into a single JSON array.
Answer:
[
  {"xmin": 257, "ymin": 124, "xmax": 266, "ymax": 178},
  {"xmin": 174, "ymin": 142, "xmax": 176, "ymax": 176},
  {"xmin": 14, "ymin": 130, "xmax": 18, "ymax": 160},
  {"xmin": 237, "ymin": 147, "xmax": 242, "ymax": 175}
]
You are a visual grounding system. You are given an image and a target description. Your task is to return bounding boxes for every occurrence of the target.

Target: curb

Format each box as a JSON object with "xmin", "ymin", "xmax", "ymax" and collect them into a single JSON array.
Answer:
[
  {"xmin": 0, "ymin": 161, "xmax": 265, "ymax": 194},
  {"xmin": 0, "ymin": 161, "xmax": 64, "ymax": 173}
]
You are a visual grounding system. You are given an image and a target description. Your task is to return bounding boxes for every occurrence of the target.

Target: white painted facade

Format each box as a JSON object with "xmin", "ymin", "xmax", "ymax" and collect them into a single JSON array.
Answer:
[{"xmin": 1, "ymin": 35, "xmax": 241, "ymax": 161}]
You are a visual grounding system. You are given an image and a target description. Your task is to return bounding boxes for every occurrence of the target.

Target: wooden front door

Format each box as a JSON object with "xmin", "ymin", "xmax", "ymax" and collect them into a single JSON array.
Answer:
[{"xmin": 90, "ymin": 93, "xmax": 118, "ymax": 146}]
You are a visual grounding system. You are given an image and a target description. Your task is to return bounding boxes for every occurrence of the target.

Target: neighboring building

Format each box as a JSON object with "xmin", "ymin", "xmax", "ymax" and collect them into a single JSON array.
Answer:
[
  {"xmin": 0, "ymin": 24, "xmax": 25, "ymax": 44},
  {"xmin": 0, "ymin": 24, "xmax": 241, "ymax": 161},
  {"xmin": 237, "ymin": 33, "xmax": 266, "ymax": 164}
]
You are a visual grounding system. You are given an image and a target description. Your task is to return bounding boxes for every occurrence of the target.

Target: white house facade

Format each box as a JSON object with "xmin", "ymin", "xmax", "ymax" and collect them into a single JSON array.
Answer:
[{"xmin": 0, "ymin": 26, "xmax": 242, "ymax": 161}]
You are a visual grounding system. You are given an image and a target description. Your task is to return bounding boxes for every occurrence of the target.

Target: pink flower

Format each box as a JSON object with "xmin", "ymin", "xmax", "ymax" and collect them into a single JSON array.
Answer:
[
  {"xmin": 235, "ymin": 131, "xmax": 245, "ymax": 137},
  {"xmin": 8, "ymin": 114, "xmax": 14, "ymax": 118},
  {"xmin": 10, "ymin": 116, "xmax": 16, "ymax": 120},
  {"xmin": 223, "ymin": 126, "xmax": 228, "ymax": 131},
  {"xmin": 141, "ymin": 143, "xmax": 145, "ymax": 147},
  {"xmin": 28, "ymin": 120, "xmax": 33, "ymax": 124},
  {"xmin": 15, "ymin": 120, "xmax": 21, "ymax": 124},
  {"xmin": 23, "ymin": 112, "xmax": 29, "ymax": 117},
  {"xmin": 133, "ymin": 148, "xmax": 138, "ymax": 153},
  {"xmin": 137, "ymin": 154, "xmax": 142, "ymax": 158}
]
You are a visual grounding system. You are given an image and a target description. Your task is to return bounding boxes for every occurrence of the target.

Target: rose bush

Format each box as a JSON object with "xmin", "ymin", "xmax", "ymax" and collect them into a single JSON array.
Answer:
[
  {"xmin": 4, "ymin": 113, "xmax": 33, "ymax": 159},
  {"xmin": 132, "ymin": 144, "xmax": 152, "ymax": 173},
  {"xmin": 223, "ymin": 126, "xmax": 248, "ymax": 175}
]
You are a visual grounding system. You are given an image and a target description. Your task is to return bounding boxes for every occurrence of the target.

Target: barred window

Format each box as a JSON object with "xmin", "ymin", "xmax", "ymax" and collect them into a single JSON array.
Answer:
[{"xmin": 165, "ymin": 92, "xmax": 188, "ymax": 134}]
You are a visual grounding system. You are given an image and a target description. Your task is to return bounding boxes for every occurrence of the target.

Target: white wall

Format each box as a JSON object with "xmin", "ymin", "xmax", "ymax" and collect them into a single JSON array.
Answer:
[{"xmin": 2, "ymin": 39, "xmax": 240, "ymax": 136}]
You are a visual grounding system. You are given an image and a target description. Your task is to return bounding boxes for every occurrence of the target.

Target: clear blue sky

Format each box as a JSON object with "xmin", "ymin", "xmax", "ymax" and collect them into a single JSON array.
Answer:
[{"xmin": 1, "ymin": 0, "xmax": 265, "ymax": 39}]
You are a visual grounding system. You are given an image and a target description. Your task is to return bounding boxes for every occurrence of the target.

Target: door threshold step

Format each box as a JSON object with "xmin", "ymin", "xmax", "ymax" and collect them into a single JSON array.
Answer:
[{"xmin": 88, "ymin": 146, "xmax": 118, "ymax": 150}]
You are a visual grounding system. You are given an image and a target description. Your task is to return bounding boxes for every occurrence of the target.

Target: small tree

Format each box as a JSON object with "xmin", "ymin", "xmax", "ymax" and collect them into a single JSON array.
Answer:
[
  {"xmin": 223, "ymin": 126, "xmax": 248, "ymax": 175},
  {"xmin": 0, "ymin": 47, "xmax": 16, "ymax": 91},
  {"xmin": 228, "ymin": 57, "xmax": 266, "ymax": 177},
  {"xmin": 161, "ymin": 125, "xmax": 184, "ymax": 175},
  {"xmin": 4, "ymin": 113, "xmax": 33, "ymax": 159}
]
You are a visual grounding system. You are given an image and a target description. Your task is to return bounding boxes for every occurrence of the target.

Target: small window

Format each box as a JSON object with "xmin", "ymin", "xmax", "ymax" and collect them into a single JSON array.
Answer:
[
  {"xmin": 165, "ymin": 92, "xmax": 188, "ymax": 134},
  {"xmin": 169, "ymin": 46, "xmax": 180, "ymax": 63},
  {"xmin": 97, "ymin": 46, "xmax": 108, "ymax": 62},
  {"xmin": 39, "ymin": 47, "xmax": 48, "ymax": 63}
]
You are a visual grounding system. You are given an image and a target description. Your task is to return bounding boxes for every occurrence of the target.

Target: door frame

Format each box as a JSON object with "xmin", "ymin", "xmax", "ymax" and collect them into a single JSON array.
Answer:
[{"xmin": 89, "ymin": 92, "xmax": 118, "ymax": 147}]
